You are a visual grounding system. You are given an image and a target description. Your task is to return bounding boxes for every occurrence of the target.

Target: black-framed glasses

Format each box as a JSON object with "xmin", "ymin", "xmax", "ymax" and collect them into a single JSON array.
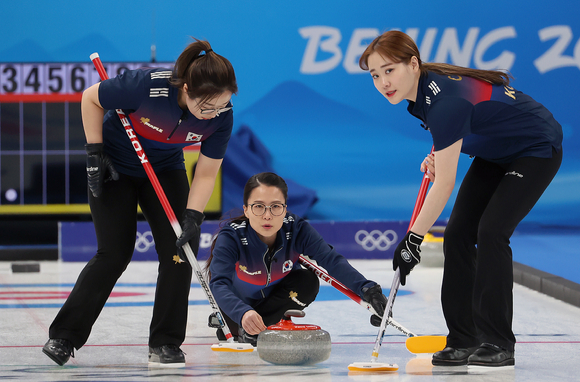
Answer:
[
  {"xmin": 248, "ymin": 203, "xmax": 287, "ymax": 216},
  {"xmin": 198, "ymin": 103, "xmax": 233, "ymax": 116}
]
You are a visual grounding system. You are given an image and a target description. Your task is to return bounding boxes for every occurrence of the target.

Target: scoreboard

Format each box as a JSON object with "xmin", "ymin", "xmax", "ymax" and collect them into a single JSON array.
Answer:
[
  {"xmin": 0, "ymin": 62, "xmax": 169, "ymax": 95},
  {"xmin": 0, "ymin": 62, "xmax": 222, "ymax": 216}
]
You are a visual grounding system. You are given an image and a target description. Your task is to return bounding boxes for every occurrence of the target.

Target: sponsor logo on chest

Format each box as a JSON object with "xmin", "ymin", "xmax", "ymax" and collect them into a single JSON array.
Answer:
[
  {"xmin": 140, "ymin": 117, "xmax": 163, "ymax": 133},
  {"xmin": 239, "ymin": 264, "xmax": 262, "ymax": 276}
]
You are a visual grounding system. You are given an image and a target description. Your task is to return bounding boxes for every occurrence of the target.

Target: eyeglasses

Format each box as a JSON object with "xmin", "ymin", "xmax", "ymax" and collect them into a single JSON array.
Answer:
[
  {"xmin": 198, "ymin": 103, "xmax": 233, "ymax": 116},
  {"xmin": 248, "ymin": 203, "xmax": 287, "ymax": 216}
]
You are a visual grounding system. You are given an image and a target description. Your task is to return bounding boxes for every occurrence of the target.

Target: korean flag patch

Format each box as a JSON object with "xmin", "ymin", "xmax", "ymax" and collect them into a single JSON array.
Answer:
[{"xmin": 282, "ymin": 260, "xmax": 293, "ymax": 273}]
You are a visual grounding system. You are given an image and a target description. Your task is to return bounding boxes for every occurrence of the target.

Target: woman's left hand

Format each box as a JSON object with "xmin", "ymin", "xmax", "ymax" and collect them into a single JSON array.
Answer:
[
  {"xmin": 420, "ymin": 153, "xmax": 435, "ymax": 182},
  {"xmin": 241, "ymin": 310, "xmax": 267, "ymax": 335}
]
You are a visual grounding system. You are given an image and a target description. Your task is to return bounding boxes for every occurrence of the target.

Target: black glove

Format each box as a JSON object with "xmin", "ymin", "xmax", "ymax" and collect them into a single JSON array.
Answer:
[
  {"xmin": 85, "ymin": 143, "xmax": 119, "ymax": 198},
  {"xmin": 175, "ymin": 209, "xmax": 205, "ymax": 258},
  {"xmin": 393, "ymin": 231, "xmax": 424, "ymax": 286},
  {"xmin": 362, "ymin": 283, "xmax": 388, "ymax": 327}
]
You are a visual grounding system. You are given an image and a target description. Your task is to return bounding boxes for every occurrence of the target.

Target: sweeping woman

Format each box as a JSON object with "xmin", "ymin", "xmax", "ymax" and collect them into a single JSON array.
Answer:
[
  {"xmin": 359, "ymin": 30, "xmax": 562, "ymax": 368},
  {"xmin": 43, "ymin": 38, "xmax": 237, "ymax": 368}
]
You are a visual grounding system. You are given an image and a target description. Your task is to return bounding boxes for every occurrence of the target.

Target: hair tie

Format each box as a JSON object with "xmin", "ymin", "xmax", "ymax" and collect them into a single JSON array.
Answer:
[{"xmin": 191, "ymin": 49, "xmax": 214, "ymax": 65}]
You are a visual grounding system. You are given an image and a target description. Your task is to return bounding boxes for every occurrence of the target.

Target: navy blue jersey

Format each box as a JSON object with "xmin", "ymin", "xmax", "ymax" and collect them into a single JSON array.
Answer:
[
  {"xmin": 209, "ymin": 213, "xmax": 375, "ymax": 325},
  {"xmin": 98, "ymin": 68, "xmax": 233, "ymax": 177},
  {"xmin": 407, "ymin": 72, "xmax": 562, "ymax": 163}
]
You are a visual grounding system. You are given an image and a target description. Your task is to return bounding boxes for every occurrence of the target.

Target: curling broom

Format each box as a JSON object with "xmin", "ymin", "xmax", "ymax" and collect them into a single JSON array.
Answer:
[
  {"xmin": 348, "ymin": 147, "xmax": 439, "ymax": 371},
  {"xmin": 298, "ymin": 255, "xmax": 445, "ymax": 354}
]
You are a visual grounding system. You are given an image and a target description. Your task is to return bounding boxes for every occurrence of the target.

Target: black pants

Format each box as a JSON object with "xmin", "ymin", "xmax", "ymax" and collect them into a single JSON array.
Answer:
[
  {"xmin": 442, "ymin": 149, "xmax": 562, "ymax": 352},
  {"xmin": 221, "ymin": 269, "xmax": 320, "ymax": 337},
  {"xmin": 49, "ymin": 170, "xmax": 192, "ymax": 349}
]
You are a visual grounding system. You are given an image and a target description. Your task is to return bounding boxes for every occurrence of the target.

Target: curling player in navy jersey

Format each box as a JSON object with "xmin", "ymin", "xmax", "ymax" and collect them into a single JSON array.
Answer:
[
  {"xmin": 43, "ymin": 38, "xmax": 238, "ymax": 368},
  {"xmin": 205, "ymin": 172, "xmax": 389, "ymax": 346},
  {"xmin": 359, "ymin": 30, "xmax": 562, "ymax": 368}
]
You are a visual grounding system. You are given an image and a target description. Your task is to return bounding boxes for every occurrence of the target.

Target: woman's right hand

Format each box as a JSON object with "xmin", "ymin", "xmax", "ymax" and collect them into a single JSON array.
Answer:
[
  {"xmin": 85, "ymin": 143, "xmax": 119, "ymax": 197},
  {"xmin": 241, "ymin": 310, "xmax": 267, "ymax": 335},
  {"xmin": 420, "ymin": 153, "xmax": 435, "ymax": 182}
]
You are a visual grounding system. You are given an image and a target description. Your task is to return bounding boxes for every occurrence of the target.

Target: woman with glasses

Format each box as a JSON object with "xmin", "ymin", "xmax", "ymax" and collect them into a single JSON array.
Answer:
[
  {"xmin": 206, "ymin": 172, "xmax": 388, "ymax": 346},
  {"xmin": 359, "ymin": 31, "xmax": 562, "ymax": 368},
  {"xmin": 43, "ymin": 39, "xmax": 237, "ymax": 368}
]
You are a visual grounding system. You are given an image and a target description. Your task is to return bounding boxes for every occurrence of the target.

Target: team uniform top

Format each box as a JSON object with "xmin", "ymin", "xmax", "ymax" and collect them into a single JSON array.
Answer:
[
  {"xmin": 98, "ymin": 68, "xmax": 233, "ymax": 177},
  {"xmin": 407, "ymin": 72, "xmax": 563, "ymax": 163},
  {"xmin": 209, "ymin": 213, "xmax": 376, "ymax": 325}
]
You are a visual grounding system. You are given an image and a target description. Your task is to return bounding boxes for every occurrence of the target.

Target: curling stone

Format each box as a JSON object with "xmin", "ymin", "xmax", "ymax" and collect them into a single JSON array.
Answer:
[
  {"xmin": 257, "ymin": 310, "xmax": 331, "ymax": 365},
  {"xmin": 419, "ymin": 226, "xmax": 445, "ymax": 268}
]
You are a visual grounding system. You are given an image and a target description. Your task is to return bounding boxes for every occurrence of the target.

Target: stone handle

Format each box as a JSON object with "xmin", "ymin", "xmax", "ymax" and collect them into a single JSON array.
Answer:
[{"xmin": 284, "ymin": 310, "xmax": 305, "ymax": 319}]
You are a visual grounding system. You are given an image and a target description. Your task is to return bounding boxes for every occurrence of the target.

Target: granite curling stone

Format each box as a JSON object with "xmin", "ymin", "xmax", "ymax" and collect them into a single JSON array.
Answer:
[{"xmin": 257, "ymin": 310, "xmax": 331, "ymax": 365}]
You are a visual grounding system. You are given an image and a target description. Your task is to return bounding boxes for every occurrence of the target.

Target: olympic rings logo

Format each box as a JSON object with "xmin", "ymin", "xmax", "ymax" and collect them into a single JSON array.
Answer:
[
  {"xmin": 134, "ymin": 231, "xmax": 155, "ymax": 252},
  {"xmin": 355, "ymin": 230, "xmax": 398, "ymax": 251},
  {"xmin": 133, "ymin": 232, "xmax": 216, "ymax": 253}
]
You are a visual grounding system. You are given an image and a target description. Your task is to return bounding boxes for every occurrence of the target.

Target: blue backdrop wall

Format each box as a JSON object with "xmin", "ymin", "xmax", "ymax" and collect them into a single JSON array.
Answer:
[{"xmin": 2, "ymin": 0, "xmax": 578, "ymax": 224}]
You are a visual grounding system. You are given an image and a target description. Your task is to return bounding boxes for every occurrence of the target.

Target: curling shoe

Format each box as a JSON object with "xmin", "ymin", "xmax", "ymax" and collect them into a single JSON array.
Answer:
[
  {"xmin": 148, "ymin": 344, "xmax": 185, "ymax": 368},
  {"xmin": 237, "ymin": 327, "xmax": 258, "ymax": 347},
  {"xmin": 468, "ymin": 343, "xmax": 515, "ymax": 367},
  {"xmin": 43, "ymin": 338, "xmax": 75, "ymax": 366},
  {"xmin": 432, "ymin": 346, "xmax": 478, "ymax": 366}
]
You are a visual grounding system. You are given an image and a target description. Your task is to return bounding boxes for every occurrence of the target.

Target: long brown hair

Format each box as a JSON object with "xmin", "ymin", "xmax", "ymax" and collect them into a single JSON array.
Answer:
[
  {"xmin": 170, "ymin": 38, "xmax": 238, "ymax": 103},
  {"xmin": 205, "ymin": 172, "xmax": 289, "ymax": 278},
  {"xmin": 359, "ymin": 30, "xmax": 512, "ymax": 86}
]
